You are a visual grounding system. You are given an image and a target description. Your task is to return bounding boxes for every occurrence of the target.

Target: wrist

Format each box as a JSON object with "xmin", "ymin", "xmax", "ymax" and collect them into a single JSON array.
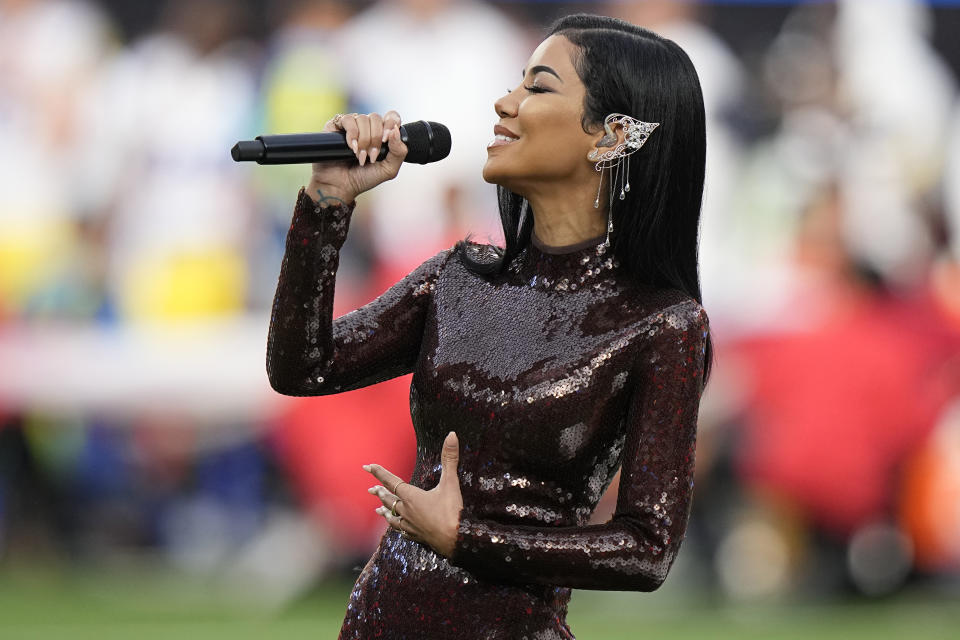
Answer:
[{"xmin": 307, "ymin": 181, "xmax": 355, "ymax": 208}]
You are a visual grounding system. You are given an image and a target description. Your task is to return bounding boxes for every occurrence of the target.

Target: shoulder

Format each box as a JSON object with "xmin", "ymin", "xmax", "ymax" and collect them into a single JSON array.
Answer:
[
  {"xmin": 615, "ymin": 287, "xmax": 710, "ymax": 357},
  {"xmin": 638, "ymin": 294, "xmax": 709, "ymax": 363},
  {"xmin": 652, "ymin": 293, "xmax": 709, "ymax": 335},
  {"xmin": 403, "ymin": 240, "xmax": 503, "ymax": 291},
  {"xmin": 451, "ymin": 239, "xmax": 504, "ymax": 268},
  {"xmin": 615, "ymin": 284, "xmax": 708, "ymax": 332},
  {"xmin": 622, "ymin": 293, "xmax": 710, "ymax": 391}
]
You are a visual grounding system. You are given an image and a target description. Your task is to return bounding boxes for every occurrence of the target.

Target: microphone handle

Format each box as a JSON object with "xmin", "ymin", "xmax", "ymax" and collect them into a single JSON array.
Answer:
[{"xmin": 233, "ymin": 130, "xmax": 394, "ymax": 165}]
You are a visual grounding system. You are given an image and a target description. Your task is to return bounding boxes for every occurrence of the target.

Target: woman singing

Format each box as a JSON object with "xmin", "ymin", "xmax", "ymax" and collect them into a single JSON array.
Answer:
[{"xmin": 266, "ymin": 13, "xmax": 713, "ymax": 640}]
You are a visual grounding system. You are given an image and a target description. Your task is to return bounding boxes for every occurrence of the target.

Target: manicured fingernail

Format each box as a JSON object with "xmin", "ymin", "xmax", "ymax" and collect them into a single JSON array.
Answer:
[
  {"xmin": 351, "ymin": 139, "xmax": 358, "ymax": 153},
  {"xmin": 370, "ymin": 147, "xmax": 378, "ymax": 162},
  {"xmin": 359, "ymin": 150, "xmax": 367, "ymax": 165},
  {"xmin": 382, "ymin": 129, "xmax": 390, "ymax": 143}
]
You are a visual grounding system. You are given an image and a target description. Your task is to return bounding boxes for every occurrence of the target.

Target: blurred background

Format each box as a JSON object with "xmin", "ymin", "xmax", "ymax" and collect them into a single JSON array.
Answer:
[{"xmin": 1, "ymin": 0, "xmax": 960, "ymax": 637}]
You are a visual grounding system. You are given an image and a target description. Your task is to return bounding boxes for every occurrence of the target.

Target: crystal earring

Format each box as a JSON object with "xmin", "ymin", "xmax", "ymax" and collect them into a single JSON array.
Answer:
[
  {"xmin": 590, "ymin": 113, "xmax": 660, "ymax": 249},
  {"xmin": 590, "ymin": 113, "xmax": 660, "ymax": 172},
  {"xmin": 593, "ymin": 163, "xmax": 604, "ymax": 209},
  {"xmin": 604, "ymin": 200, "xmax": 614, "ymax": 249}
]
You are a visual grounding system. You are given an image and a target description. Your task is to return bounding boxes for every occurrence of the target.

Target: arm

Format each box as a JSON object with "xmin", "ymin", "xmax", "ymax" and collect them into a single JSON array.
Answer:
[
  {"xmin": 266, "ymin": 187, "xmax": 451, "ymax": 396},
  {"xmin": 448, "ymin": 302, "xmax": 710, "ymax": 591}
]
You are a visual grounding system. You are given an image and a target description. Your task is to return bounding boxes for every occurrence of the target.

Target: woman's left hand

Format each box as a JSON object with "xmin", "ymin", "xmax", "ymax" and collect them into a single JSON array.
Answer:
[{"xmin": 363, "ymin": 431, "xmax": 464, "ymax": 559}]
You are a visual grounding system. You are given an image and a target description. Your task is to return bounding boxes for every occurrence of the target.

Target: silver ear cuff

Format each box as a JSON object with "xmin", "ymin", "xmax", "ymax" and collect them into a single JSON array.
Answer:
[{"xmin": 588, "ymin": 113, "xmax": 660, "ymax": 249}]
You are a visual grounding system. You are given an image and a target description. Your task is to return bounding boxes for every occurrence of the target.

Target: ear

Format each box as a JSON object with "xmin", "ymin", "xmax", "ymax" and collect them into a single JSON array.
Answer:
[{"xmin": 586, "ymin": 119, "xmax": 628, "ymax": 163}]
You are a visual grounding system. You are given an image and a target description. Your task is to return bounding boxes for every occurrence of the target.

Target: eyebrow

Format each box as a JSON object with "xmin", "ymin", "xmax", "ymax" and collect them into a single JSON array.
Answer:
[{"xmin": 522, "ymin": 65, "xmax": 563, "ymax": 83}]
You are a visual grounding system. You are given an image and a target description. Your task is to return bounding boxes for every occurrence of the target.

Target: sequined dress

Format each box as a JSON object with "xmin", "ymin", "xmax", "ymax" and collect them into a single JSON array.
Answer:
[{"xmin": 267, "ymin": 189, "xmax": 710, "ymax": 640}]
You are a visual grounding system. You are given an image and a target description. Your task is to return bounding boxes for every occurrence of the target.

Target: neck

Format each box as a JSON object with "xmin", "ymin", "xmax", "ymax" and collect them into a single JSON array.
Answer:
[{"xmin": 524, "ymin": 176, "xmax": 607, "ymax": 248}]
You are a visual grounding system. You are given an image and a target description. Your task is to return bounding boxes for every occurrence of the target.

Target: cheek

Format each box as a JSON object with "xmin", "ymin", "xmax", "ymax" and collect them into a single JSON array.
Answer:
[{"xmin": 520, "ymin": 104, "xmax": 589, "ymax": 166}]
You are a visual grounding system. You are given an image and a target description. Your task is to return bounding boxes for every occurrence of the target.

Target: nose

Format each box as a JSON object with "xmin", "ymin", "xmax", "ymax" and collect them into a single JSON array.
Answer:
[{"xmin": 494, "ymin": 88, "xmax": 518, "ymax": 119}]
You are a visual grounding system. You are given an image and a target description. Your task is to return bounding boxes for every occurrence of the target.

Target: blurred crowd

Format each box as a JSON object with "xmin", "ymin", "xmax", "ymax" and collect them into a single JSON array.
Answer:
[{"xmin": 1, "ymin": 0, "xmax": 959, "ymax": 607}]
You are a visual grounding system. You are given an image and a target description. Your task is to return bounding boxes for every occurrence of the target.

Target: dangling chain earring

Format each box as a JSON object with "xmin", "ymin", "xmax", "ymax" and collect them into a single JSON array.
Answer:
[{"xmin": 589, "ymin": 113, "xmax": 660, "ymax": 249}]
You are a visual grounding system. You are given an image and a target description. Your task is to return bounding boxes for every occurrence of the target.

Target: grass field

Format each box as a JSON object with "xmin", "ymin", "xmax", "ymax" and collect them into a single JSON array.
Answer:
[{"xmin": 1, "ymin": 563, "xmax": 959, "ymax": 639}]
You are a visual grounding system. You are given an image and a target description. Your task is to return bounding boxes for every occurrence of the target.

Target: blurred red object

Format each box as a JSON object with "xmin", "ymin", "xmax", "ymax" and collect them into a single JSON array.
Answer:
[
  {"xmin": 733, "ymin": 289, "xmax": 960, "ymax": 539},
  {"xmin": 270, "ymin": 375, "xmax": 416, "ymax": 554}
]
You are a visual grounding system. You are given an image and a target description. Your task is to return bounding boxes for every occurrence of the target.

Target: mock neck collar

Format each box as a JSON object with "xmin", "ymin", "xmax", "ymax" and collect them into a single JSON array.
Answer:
[{"xmin": 507, "ymin": 230, "xmax": 621, "ymax": 292}]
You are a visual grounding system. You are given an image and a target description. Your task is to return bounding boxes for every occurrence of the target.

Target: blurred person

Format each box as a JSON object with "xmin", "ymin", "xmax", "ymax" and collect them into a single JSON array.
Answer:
[
  {"xmin": 728, "ymin": 184, "xmax": 956, "ymax": 595},
  {"xmin": 80, "ymin": 0, "xmax": 258, "ymax": 322},
  {"xmin": 46, "ymin": 0, "xmax": 267, "ymax": 576},
  {"xmin": 713, "ymin": 0, "xmax": 954, "ymax": 337},
  {"xmin": 0, "ymin": 0, "xmax": 114, "ymax": 318},
  {"xmin": 334, "ymin": 0, "xmax": 530, "ymax": 277},
  {"xmin": 830, "ymin": 0, "xmax": 955, "ymax": 289},
  {"xmin": 253, "ymin": 0, "xmax": 354, "ymax": 238},
  {"xmin": 266, "ymin": 14, "xmax": 712, "ymax": 638},
  {"xmin": 0, "ymin": 0, "xmax": 118, "ymax": 564}
]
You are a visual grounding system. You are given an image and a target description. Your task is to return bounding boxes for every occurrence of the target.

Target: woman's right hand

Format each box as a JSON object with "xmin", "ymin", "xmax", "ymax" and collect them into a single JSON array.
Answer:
[{"xmin": 308, "ymin": 110, "xmax": 407, "ymax": 207}]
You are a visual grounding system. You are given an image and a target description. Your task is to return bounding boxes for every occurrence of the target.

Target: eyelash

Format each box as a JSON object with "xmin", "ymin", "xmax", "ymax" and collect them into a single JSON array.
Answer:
[{"xmin": 508, "ymin": 85, "xmax": 549, "ymax": 94}]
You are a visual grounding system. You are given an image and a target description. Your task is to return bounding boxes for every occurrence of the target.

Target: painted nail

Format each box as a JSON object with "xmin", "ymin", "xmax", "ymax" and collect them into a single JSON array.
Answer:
[
  {"xmin": 359, "ymin": 150, "xmax": 367, "ymax": 165},
  {"xmin": 382, "ymin": 129, "xmax": 390, "ymax": 143},
  {"xmin": 351, "ymin": 139, "xmax": 358, "ymax": 153},
  {"xmin": 370, "ymin": 147, "xmax": 378, "ymax": 162}
]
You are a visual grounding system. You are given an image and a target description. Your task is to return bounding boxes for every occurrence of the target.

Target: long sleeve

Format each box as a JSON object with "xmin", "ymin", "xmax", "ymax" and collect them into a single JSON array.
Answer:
[
  {"xmin": 448, "ymin": 304, "xmax": 710, "ymax": 591},
  {"xmin": 266, "ymin": 187, "xmax": 452, "ymax": 396}
]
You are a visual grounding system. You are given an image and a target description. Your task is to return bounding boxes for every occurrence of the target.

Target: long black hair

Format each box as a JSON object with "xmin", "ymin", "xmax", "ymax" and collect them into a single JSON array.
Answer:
[{"xmin": 455, "ymin": 13, "xmax": 713, "ymax": 385}]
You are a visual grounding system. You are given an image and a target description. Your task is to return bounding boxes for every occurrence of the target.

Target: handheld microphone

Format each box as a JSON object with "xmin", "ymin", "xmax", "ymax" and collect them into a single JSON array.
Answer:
[{"xmin": 231, "ymin": 120, "xmax": 451, "ymax": 165}]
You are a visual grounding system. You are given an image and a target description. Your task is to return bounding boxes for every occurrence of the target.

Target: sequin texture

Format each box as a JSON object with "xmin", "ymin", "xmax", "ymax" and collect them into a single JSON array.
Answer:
[{"xmin": 267, "ymin": 189, "xmax": 710, "ymax": 639}]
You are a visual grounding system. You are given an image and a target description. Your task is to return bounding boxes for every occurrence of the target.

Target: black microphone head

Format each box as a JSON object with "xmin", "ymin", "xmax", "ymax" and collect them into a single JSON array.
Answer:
[
  {"xmin": 400, "ymin": 121, "xmax": 451, "ymax": 164},
  {"xmin": 231, "ymin": 140, "xmax": 265, "ymax": 162}
]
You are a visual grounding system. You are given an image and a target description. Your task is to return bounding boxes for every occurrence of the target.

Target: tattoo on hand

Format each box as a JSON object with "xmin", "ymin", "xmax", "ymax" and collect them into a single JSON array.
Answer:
[{"xmin": 315, "ymin": 189, "xmax": 349, "ymax": 208}]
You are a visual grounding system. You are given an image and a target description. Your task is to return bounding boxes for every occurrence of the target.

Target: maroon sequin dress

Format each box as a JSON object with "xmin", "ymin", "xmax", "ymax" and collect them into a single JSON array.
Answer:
[{"xmin": 267, "ymin": 189, "xmax": 710, "ymax": 640}]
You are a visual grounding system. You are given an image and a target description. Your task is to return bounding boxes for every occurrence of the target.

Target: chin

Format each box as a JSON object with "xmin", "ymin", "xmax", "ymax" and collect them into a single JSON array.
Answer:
[
  {"xmin": 482, "ymin": 158, "xmax": 517, "ymax": 190},
  {"xmin": 481, "ymin": 162, "xmax": 504, "ymax": 186}
]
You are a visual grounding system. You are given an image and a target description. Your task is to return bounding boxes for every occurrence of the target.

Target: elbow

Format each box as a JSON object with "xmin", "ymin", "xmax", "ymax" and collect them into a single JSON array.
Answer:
[
  {"xmin": 622, "ymin": 545, "xmax": 679, "ymax": 592},
  {"xmin": 267, "ymin": 374, "xmax": 297, "ymax": 396},
  {"xmin": 265, "ymin": 361, "xmax": 312, "ymax": 396},
  {"xmin": 266, "ymin": 368, "xmax": 300, "ymax": 396},
  {"xmin": 266, "ymin": 364, "xmax": 338, "ymax": 397},
  {"xmin": 637, "ymin": 572, "xmax": 667, "ymax": 592}
]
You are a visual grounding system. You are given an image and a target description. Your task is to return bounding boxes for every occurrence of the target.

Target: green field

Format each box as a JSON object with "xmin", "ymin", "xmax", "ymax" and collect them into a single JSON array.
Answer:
[{"xmin": 1, "ymin": 564, "xmax": 958, "ymax": 639}]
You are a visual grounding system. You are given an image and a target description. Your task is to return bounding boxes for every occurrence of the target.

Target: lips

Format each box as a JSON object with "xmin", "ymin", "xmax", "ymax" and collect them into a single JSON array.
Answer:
[{"xmin": 488, "ymin": 125, "xmax": 519, "ymax": 149}]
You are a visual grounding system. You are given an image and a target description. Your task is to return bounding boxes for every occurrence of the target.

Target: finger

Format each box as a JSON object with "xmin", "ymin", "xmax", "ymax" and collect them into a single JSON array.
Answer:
[
  {"xmin": 384, "ymin": 125, "xmax": 407, "ymax": 164},
  {"xmin": 355, "ymin": 115, "xmax": 372, "ymax": 165},
  {"xmin": 339, "ymin": 115, "xmax": 360, "ymax": 157},
  {"xmin": 362, "ymin": 463, "xmax": 405, "ymax": 496},
  {"xmin": 439, "ymin": 431, "xmax": 460, "ymax": 488},
  {"xmin": 368, "ymin": 485, "xmax": 403, "ymax": 514},
  {"xmin": 382, "ymin": 110, "xmax": 402, "ymax": 142},
  {"xmin": 376, "ymin": 507, "xmax": 422, "ymax": 541},
  {"xmin": 367, "ymin": 112, "xmax": 384, "ymax": 162}
]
